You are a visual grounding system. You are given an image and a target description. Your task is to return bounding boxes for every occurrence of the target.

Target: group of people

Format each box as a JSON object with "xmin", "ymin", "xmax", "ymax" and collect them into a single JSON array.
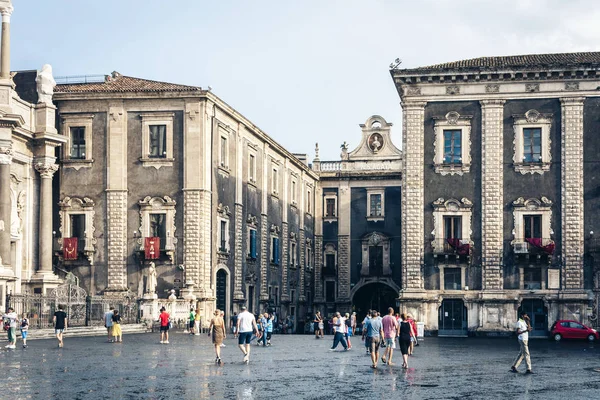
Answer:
[
  {"xmin": 3, "ymin": 305, "xmax": 67, "ymax": 349},
  {"xmin": 103, "ymin": 307, "xmax": 123, "ymax": 343}
]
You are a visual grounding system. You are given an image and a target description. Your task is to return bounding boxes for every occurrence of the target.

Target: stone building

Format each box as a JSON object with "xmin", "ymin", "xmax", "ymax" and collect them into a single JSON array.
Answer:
[
  {"xmin": 52, "ymin": 72, "xmax": 317, "ymax": 324},
  {"xmin": 312, "ymin": 115, "xmax": 402, "ymax": 319},
  {"xmin": 0, "ymin": 0, "xmax": 65, "ymax": 311},
  {"xmin": 390, "ymin": 52, "xmax": 600, "ymax": 336}
]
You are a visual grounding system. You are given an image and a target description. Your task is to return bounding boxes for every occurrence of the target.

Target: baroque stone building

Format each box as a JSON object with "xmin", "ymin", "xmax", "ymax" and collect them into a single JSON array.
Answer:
[
  {"xmin": 52, "ymin": 72, "xmax": 318, "ymax": 324},
  {"xmin": 391, "ymin": 52, "xmax": 600, "ymax": 336},
  {"xmin": 0, "ymin": 0, "xmax": 65, "ymax": 311},
  {"xmin": 312, "ymin": 115, "xmax": 402, "ymax": 319}
]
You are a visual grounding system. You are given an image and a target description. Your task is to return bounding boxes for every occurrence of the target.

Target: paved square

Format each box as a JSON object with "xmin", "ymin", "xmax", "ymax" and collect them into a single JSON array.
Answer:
[{"xmin": 2, "ymin": 332, "xmax": 600, "ymax": 399}]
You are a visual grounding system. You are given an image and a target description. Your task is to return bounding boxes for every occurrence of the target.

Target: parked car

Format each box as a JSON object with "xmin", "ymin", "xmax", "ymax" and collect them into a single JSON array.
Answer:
[{"xmin": 550, "ymin": 320, "xmax": 599, "ymax": 342}]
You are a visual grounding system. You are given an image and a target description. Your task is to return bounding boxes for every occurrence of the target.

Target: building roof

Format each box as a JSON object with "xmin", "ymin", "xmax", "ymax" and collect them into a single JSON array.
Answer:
[
  {"xmin": 55, "ymin": 71, "xmax": 203, "ymax": 93},
  {"xmin": 396, "ymin": 52, "xmax": 600, "ymax": 75}
]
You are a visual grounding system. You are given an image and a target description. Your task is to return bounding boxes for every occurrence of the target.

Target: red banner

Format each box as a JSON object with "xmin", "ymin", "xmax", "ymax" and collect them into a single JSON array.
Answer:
[
  {"xmin": 145, "ymin": 237, "xmax": 160, "ymax": 259},
  {"xmin": 63, "ymin": 237, "xmax": 78, "ymax": 260}
]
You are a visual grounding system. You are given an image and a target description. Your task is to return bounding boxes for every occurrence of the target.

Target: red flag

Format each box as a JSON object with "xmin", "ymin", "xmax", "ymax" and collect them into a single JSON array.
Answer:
[
  {"xmin": 145, "ymin": 237, "xmax": 160, "ymax": 259},
  {"xmin": 63, "ymin": 237, "xmax": 78, "ymax": 260}
]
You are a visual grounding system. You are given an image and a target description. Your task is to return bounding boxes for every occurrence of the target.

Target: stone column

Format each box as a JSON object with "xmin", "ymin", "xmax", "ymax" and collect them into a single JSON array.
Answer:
[
  {"xmin": 259, "ymin": 143, "xmax": 270, "ymax": 302},
  {"xmin": 561, "ymin": 97, "xmax": 585, "ymax": 289},
  {"xmin": 34, "ymin": 159, "xmax": 58, "ymax": 273},
  {"xmin": 0, "ymin": 144, "xmax": 12, "ymax": 268},
  {"xmin": 298, "ymin": 171, "xmax": 306, "ymax": 302},
  {"xmin": 280, "ymin": 161, "xmax": 289, "ymax": 302},
  {"xmin": 0, "ymin": 4, "xmax": 12, "ymax": 79},
  {"xmin": 480, "ymin": 100, "xmax": 506, "ymax": 291},
  {"xmin": 233, "ymin": 128, "xmax": 244, "ymax": 301},
  {"xmin": 401, "ymin": 101, "xmax": 427, "ymax": 290},
  {"xmin": 105, "ymin": 103, "xmax": 127, "ymax": 292},
  {"xmin": 313, "ymin": 184, "xmax": 324, "ymax": 302},
  {"xmin": 337, "ymin": 183, "xmax": 350, "ymax": 302}
]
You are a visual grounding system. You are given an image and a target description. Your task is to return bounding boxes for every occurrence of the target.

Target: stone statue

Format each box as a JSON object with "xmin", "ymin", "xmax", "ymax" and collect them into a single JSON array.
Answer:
[
  {"xmin": 35, "ymin": 64, "xmax": 56, "ymax": 105},
  {"xmin": 168, "ymin": 289, "xmax": 177, "ymax": 301},
  {"xmin": 147, "ymin": 261, "xmax": 157, "ymax": 294}
]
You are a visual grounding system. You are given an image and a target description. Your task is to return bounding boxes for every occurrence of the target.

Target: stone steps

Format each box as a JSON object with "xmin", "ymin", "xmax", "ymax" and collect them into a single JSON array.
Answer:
[{"xmin": 15, "ymin": 324, "xmax": 150, "ymax": 340}]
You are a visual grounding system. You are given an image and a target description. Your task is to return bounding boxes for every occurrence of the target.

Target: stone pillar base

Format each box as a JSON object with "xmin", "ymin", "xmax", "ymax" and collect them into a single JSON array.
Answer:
[
  {"xmin": 28, "ymin": 271, "xmax": 62, "ymax": 295},
  {"xmin": 140, "ymin": 294, "xmax": 159, "ymax": 321}
]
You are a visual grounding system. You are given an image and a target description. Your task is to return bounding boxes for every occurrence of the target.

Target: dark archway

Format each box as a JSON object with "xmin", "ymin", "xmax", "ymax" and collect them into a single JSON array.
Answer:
[{"xmin": 352, "ymin": 283, "xmax": 397, "ymax": 323}]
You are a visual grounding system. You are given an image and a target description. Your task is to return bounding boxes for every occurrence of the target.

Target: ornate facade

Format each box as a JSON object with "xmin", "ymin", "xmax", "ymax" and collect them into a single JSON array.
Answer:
[{"xmin": 391, "ymin": 52, "xmax": 600, "ymax": 336}]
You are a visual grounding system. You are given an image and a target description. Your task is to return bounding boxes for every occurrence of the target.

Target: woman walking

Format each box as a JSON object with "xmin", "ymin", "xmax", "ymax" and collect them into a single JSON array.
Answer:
[
  {"xmin": 112, "ymin": 310, "xmax": 122, "ymax": 343},
  {"xmin": 399, "ymin": 313, "xmax": 416, "ymax": 369},
  {"xmin": 208, "ymin": 309, "xmax": 226, "ymax": 364}
]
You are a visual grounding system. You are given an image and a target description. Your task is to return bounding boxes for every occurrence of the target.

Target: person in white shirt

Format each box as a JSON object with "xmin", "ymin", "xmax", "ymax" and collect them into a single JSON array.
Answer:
[
  {"xmin": 236, "ymin": 306, "xmax": 259, "ymax": 364},
  {"xmin": 511, "ymin": 311, "xmax": 533, "ymax": 374},
  {"xmin": 2, "ymin": 307, "xmax": 18, "ymax": 349}
]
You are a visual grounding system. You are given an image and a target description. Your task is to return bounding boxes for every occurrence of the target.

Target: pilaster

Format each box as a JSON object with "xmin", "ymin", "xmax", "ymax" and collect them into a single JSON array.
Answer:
[
  {"xmin": 480, "ymin": 99, "xmax": 506, "ymax": 290},
  {"xmin": 0, "ymin": 143, "xmax": 11, "ymax": 270},
  {"xmin": 561, "ymin": 97, "xmax": 585, "ymax": 289},
  {"xmin": 401, "ymin": 101, "xmax": 427, "ymax": 290},
  {"xmin": 183, "ymin": 189, "xmax": 201, "ymax": 286},
  {"xmin": 233, "ymin": 202, "xmax": 244, "ymax": 299},
  {"xmin": 260, "ymin": 214, "xmax": 269, "ymax": 301},
  {"xmin": 337, "ymin": 182, "xmax": 351, "ymax": 301},
  {"xmin": 281, "ymin": 222, "xmax": 289, "ymax": 301},
  {"xmin": 314, "ymin": 235, "xmax": 324, "ymax": 302},
  {"xmin": 299, "ymin": 228, "xmax": 306, "ymax": 301}
]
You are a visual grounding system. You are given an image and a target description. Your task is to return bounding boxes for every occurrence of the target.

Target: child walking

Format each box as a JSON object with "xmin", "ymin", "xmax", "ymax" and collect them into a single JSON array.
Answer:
[{"xmin": 20, "ymin": 314, "xmax": 29, "ymax": 348}]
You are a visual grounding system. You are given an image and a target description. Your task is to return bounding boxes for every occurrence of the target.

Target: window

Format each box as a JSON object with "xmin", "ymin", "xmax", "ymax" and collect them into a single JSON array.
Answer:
[
  {"xmin": 325, "ymin": 281, "xmax": 335, "ymax": 302},
  {"xmin": 291, "ymin": 180, "xmax": 297, "ymax": 204},
  {"xmin": 219, "ymin": 220, "xmax": 228, "ymax": 252},
  {"xmin": 444, "ymin": 268, "xmax": 462, "ymax": 290},
  {"xmin": 274, "ymin": 287, "xmax": 279, "ymax": 306},
  {"xmin": 220, "ymin": 136, "xmax": 228, "ymax": 167},
  {"xmin": 522, "ymin": 128, "xmax": 542, "ymax": 163},
  {"xmin": 58, "ymin": 197, "xmax": 97, "ymax": 263},
  {"xmin": 326, "ymin": 254, "xmax": 335, "ymax": 270},
  {"xmin": 443, "ymin": 130, "xmax": 461, "ymax": 164},
  {"xmin": 70, "ymin": 127, "xmax": 86, "ymax": 160},
  {"xmin": 248, "ymin": 286, "xmax": 254, "ymax": 313},
  {"xmin": 291, "ymin": 242, "xmax": 297, "ymax": 266},
  {"xmin": 512, "ymin": 109, "xmax": 552, "ymax": 174},
  {"xmin": 523, "ymin": 215, "xmax": 542, "ymax": 239},
  {"xmin": 306, "ymin": 247, "xmax": 312, "ymax": 268},
  {"xmin": 138, "ymin": 196, "xmax": 177, "ymax": 261},
  {"xmin": 150, "ymin": 214, "xmax": 167, "ymax": 249},
  {"xmin": 432, "ymin": 198, "xmax": 472, "ymax": 255},
  {"xmin": 306, "ymin": 189, "xmax": 312, "ymax": 214},
  {"xmin": 70, "ymin": 214, "xmax": 86, "ymax": 251},
  {"xmin": 433, "ymin": 111, "xmax": 472, "ymax": 175},
  {"xmin": 61, "ymin": 113, "xmax": 94, "ymax": 168},
  {"xmin": 271, "ymin": 237, "xmax": 280, "ymax": 264},
  {"xmin": 140, "ymin": 113, "xmax": 174, "ymax": 168},
  {"xmin": 366, "ymin": 189, "xmax": 385, "ymax": 221},
  {"xmin": 248, "ymin": 153, "xmax": 256, "ymax": 183},
  {"xmin": 248, "ymin": 228, "xmax": 257, "ymax": 258},
  {"xmin": 272, "ymin": 167, "xmax": 279, "ymax": 195},
  {"xmin": 325, "ymin": 198, "xmax": 336, "ymax": 218},
  {"xmin": 290, "ymin": 289, "xmax": 296, "ymax": 302},
  {"xmin": 149, "ymin": 125, "xmax": 167, "ymax": 158},
  {"xmin": 370, "ymin": 194, "xmax": 382, "ymax": 217},
  {"xmin": 523, "ymin": 268, "xmax": 542, "ymax": 290}
]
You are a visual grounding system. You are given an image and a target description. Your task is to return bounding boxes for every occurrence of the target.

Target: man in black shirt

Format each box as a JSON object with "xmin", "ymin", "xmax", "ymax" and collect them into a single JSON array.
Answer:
[{"xmin": 53, "ymin": 304, "xmax": 68, "ymax": 348}]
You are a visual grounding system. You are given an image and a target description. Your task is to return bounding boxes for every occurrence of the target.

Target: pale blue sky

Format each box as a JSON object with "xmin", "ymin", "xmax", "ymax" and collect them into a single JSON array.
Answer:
[{"xmin": 13, "ymin": 0, "xmax": 600, "ymax": 160}]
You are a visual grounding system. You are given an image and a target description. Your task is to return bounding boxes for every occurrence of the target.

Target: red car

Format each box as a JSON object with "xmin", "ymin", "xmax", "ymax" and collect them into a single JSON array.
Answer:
[{"xmin": 550, "ymin": 320, "xmax": 599, "ymax": 342}]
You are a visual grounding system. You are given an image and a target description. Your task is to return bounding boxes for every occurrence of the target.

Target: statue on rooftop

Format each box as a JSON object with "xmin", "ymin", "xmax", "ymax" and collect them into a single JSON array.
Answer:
[{"xmin": 36, "ymin": 64, "xmax": 56, "ymax": 105}]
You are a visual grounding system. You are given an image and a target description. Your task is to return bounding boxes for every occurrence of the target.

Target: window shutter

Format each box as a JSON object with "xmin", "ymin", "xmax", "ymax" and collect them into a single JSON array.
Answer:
[
  {"xmin": 250, "ymin": 230, "xmax": 256, "ymax": 258},
  {"xmin": 274, "ymin": 238, "xmax": 280, "ymax": 264}
]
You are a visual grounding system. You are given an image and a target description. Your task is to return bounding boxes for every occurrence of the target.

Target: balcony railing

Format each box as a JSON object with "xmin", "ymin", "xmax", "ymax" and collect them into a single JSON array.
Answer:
[
  {"xmin": 512, "ymin": 238, "xmax": 555, "ymax": 255},
  {"xmin": 320, "ymin": 161, "xmax": 342, "ymax": 171},
  {"xmin": 432, "ymin": 238, "xmax": 471, "ymax": 255}
]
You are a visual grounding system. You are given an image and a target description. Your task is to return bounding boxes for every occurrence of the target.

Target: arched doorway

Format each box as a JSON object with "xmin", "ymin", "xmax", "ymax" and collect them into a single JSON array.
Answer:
[
  {"xmin": 438, "ymin": 299, "xmax": 467, "ymax": 336},
  {"xmin": 216, "ymin": 269, "xmax": 227, "ymax": 313},
  {"xmin": 518, "ymin": 299, "xmax": 548, "ymax": 337},
  {"xmin": 352, "ymin": 283, "xmax": 397, "ymax": 322}
]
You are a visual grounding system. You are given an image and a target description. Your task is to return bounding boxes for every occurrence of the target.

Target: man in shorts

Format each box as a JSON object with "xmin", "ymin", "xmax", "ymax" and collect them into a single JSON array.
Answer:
[
  {"xmin": 381, "ymin": 307, "xmax": 399, "ymax": 365},
  {"xmin": 364, "ymin": 310, "xmax": 384, "ymax": 369},
  {"xmin": 53, "ymin": 305, "xmax": 68, "ymax": 348},
  {"xmin": 231, "ymin": 312, "xmax": 238, "ymax": 337},
  {"xmin": 104, "ymin": 306, "xmax": 114, "ymax": 342},
  {"xmin": 158, "ymin": 307, "xmax": 170, "ymax": 344},
  {"xmin": 236, "ymin": 306, "xmax": 259, "ymax": 363}
]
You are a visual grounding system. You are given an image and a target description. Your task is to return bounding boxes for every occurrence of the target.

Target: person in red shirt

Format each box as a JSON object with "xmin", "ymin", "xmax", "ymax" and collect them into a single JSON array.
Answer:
[
  {"xmin": 406, "ymin": 314, "xmax": 418, "ymax": 355},
  {"xmin": 158, "ymin": 307, "xmax": 170, "ymax": 344}
]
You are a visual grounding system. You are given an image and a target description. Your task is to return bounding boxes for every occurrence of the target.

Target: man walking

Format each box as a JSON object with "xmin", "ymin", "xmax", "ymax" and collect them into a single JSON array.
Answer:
[
  {"xmin": 2, "ymin": 307, "xmax": 18, "ymax": 349},
  {"xmin": 362, "ymin": 310, "xmax": 372, "ymax": 354},
  {"xmin": 104, "ymin": 306, "xmax": 114, "ymax": 342},
  {"xmin": 237, "ymin": 306, "xmax": 259, "ymax": 364},
  {"xmin": 363, "ymin": 310, "xmax": 384, "ymax": 369},
  {"xmin": 330, "ymin": 312, "xmax": 348, "ymax": 351},
  {"xmin": 381, "ymin": 307, "xmax": 398, "ymax": 365},
  {"xmin": 511, "ymin": 311, "xmax": 533, "ymax": 374},
  {"xmin": 53, "ymin": 305, "xmax": 68, "ymax": 348}
]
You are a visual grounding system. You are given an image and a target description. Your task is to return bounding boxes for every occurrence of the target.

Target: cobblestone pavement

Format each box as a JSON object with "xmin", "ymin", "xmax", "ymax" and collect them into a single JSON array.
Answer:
[{"xmin": 1, "ymin": 331, "xmax": 600, "ymax": 399}]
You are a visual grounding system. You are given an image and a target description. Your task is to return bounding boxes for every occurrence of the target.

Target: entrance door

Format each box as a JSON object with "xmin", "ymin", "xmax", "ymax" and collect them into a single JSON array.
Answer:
[
  {"xmin": 352, "ymin": 283, "xmax": 397, "ymax": 323},
  {"xmin": 438, "ymin": 299, "xmax": 467, "ymax": 336},
  {"xmin": 369, "ymin": 246, "xmax": 383, "ymax": 276},
  {"xmin": 518, "ymin": 299, "xmax": 547, "ymax": 337},
  {"xmin": 216, "ymin": 270, "xmax": 227, "ymax": 313}
]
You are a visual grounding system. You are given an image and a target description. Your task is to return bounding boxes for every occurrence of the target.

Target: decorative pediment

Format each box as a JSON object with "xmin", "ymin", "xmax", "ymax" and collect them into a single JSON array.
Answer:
[
  {"xmin": 246, "ymin": 214, "xmax": 258, "ymax": 227},
  {"xmin": 433, "ymin": 197, "xmax": 473, "ymax": 211},
  {"xmin": 345, "ymin": 115, "xmax": 402, "ymax": 161},
  {"xmin": 217, "ymin": 203, "xmax": 232, "ymax": 217},
  {"xmin": 59, "ymin": 196, "xmax": 95, "ymax": 211},
  {"xmin": 513, "ymin": 196, "xmax": 552, "ymax": 210},
  {"xmin": 138, "ymin": 196, "xmax": 176, "ymax": 209},
  {"xmin": 290, "ymin": 231, "xmax": 298, "ymax": 241},
  {"xmin": 270, "ymin": 224, "xmax": 281, "ymax": 235}
]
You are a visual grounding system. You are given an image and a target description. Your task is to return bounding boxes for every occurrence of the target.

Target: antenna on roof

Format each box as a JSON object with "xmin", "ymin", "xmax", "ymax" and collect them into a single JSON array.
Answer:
[{"xmin": 389, "ymin": 58, "xmax": 402, "ymax": 70}]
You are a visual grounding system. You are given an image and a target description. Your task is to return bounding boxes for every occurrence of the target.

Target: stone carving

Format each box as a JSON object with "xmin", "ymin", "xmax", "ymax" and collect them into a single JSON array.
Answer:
[
  {"xmin": 340, "ymin": 142, "xmax": 349, "ymax": 160},
  {"xmin": 405, "ymin": 86, "xmax": 421, "ymax": 96},
  {"xmin": 368, "ymin": 133, "xmax": 384, "ymax": 153},
  {"xmin": 314, "ymin": 143, "xmax": 319, "ymax": 159},
  {"xmin": 147, "ymin": 261, "xmax": 157, "ymax": 294},
  {"xmin": 446, "ymin": 85, "xmax": 460, "ymax": 95},
  {"xmin": 246, "ymin": 214, "xmax": 258, "ymax": 226},
  {"xmin": 565, "ymin": 82, "xmax": 579, "ymax": 91},
  {"xmin": 445, "ymin": 111, "xmax": 460, "ymax": 125},
  {"xmin": 34, "ymin": 162, "xmax": 59, "ymax": 178},
  {"xmin": 217, "ymin": 203, "xmax": 231, "ymax": 217},
  {"xmin": 270, "ymin": 224, "xmax": 281, "ymax": 235},
  {"xmin": 35, "ymin": 64, "xmax": 56, "ymax": 105},
  {"xmin": 485, "ymin": 84, "xmax": 500, "ymax": 93},
  {"xmin": 525, "ymin": 109, "xmax": 541, "ymax": 123},
  {"xmin": 525, "ymin": 83, "xmax": 540, "ymax": 93},
  {"xmin": 0, "ymin": 146, "xmax": 12, "ymax": 165}
]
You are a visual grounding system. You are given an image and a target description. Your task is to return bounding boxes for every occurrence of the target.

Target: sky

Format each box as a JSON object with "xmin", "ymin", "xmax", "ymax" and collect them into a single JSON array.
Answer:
[{"xmin": 12, "ymin": 0, "xmax": 600, "ymax": 161}]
